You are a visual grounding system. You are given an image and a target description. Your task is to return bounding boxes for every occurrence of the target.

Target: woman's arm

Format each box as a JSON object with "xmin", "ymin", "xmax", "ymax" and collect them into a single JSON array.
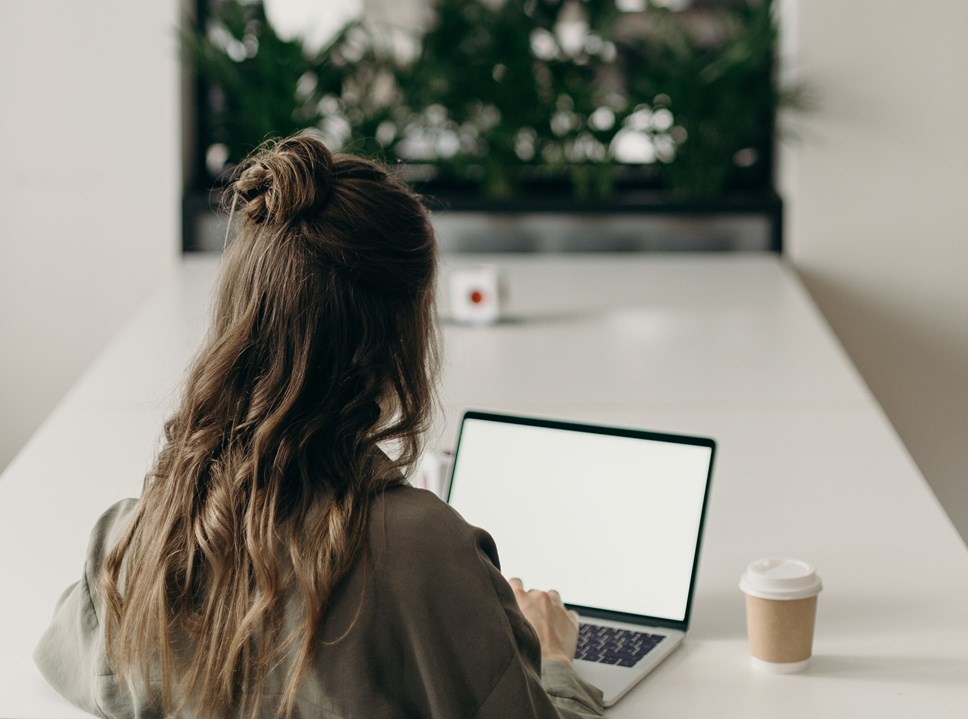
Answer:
[
  {"xmin": 508, "ymin": 578, "xmax": 606, "ymax": 717},
  {"xmin": 469, "ymin": 529, "xmax": 606, "ymax": 719},
  {"xmin": 374, "ymin": 487, "xmax": 606, "ymax": 718}
]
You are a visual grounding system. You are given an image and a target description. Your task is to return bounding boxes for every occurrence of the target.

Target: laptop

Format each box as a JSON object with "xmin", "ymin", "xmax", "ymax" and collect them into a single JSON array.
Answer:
[{"xmin": 446, "ymin": 410, "xmax": 715, "ymax": 706}]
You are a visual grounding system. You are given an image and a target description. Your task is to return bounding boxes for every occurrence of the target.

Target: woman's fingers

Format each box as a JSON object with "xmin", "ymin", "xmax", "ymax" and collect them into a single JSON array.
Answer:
[
  {"xmin": 511, "ymin": 581, "xmax": 570, "ymax": 611},
  {"xmin": 510, "ymin": 579, "xmax": 580, "ymax": 663}
]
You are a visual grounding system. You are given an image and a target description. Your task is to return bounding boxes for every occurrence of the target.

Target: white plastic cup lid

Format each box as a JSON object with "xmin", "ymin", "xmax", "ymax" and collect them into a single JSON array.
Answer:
[{"xmin": 739, "ymin": 558, "xmax": 823, "ymax": 600}]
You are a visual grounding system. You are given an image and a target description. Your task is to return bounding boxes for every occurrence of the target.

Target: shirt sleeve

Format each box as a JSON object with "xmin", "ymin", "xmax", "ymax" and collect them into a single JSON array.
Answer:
[
  {"xmin": 33, "ymin": 499, "xmax": 140, "ymax": 719},
  {"xmin": 33, "ymin": 571, "xmax": 108, "ymax": 717},
  {"xmin": 540, "ymin": 660, "xmax": 607, "ymax": 717}
]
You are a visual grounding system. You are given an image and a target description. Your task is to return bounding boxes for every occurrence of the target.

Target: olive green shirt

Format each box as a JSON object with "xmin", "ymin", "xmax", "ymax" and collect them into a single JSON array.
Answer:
[{"xmin": 34, "ymin": 487, "xmax": 606, "ymax": 718}]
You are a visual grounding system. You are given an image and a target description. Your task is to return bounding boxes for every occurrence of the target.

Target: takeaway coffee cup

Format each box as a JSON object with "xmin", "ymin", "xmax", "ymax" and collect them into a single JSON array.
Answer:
[{"xmin": 739, "ymin": 558, "xmax": 823, "ymax": 673}]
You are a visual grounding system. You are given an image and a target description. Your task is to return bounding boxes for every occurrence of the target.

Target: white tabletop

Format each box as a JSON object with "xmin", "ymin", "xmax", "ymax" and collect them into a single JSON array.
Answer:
[{"xmin": 2, "ymin": 253, "xmax": 966, "ymax": 717}]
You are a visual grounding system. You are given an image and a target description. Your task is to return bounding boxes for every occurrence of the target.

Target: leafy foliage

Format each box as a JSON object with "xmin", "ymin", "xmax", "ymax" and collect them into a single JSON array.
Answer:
[
  {"xmin": 185, "ymin": 0, "xmax": 795, "ymax": 198},
  {"xmin": 624, "ymin": 0, "xmax": 783, "ymax": 196}
]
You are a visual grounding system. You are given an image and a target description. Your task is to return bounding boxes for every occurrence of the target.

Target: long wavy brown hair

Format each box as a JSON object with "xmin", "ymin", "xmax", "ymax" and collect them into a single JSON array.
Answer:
[{"xmin": 100, "ymin": 133, "xmax": 439, "ymax": 718}]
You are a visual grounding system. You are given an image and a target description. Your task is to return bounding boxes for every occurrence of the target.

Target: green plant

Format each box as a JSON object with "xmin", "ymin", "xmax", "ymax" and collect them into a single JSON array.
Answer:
[
  {"xmin": 182, "ymin": 0, "xmax": 395, "ymax": 172},
  {"xmin": 185, "ymin": 0, "xmax": 798, "ymax": 199},
  {"xmin": 397, "ymin": 0, "xmax": 621, "ymax": 198},
  {"xmin": 623, "ymin": 0, "xmax": 794, "ymax": 197}
]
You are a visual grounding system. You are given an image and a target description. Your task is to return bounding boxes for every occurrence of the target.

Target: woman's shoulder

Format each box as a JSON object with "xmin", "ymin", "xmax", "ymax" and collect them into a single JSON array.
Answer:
[
  {"xmin": 86, "ymin": 498, "xmax": 139, "ymax": 568},
  {"xmin": 376, "ymin": 484, "xmax": 477, "ymax": 541},
  {"xmin": 371, "ymin": 484, "xmax": 499, "ymax": 570}
]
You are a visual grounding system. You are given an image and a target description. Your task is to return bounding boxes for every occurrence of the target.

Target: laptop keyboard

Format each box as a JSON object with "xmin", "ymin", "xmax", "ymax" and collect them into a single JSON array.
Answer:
[{"xmin": 575, "ymin": 624, "xmax": 666, "ymax": 668}]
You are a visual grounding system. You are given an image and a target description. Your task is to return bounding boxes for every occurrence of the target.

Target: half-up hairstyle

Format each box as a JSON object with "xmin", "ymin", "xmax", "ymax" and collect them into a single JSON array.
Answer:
[{"xmin": 100, "ymin": 133, "xmax": 439, "ymax": 718}]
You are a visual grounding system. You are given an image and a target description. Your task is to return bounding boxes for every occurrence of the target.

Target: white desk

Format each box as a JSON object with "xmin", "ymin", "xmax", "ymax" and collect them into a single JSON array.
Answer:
[{"xmin": 2, "ymin": 254, "xmax": 966, "ymax": 717}]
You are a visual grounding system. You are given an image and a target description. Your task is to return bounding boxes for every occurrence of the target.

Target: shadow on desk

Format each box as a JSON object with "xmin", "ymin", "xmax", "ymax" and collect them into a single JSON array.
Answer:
[
  {"xmin": 440, "ymin": 309, "xmax": 604, "ymax": 326},
  {"xmin": 808, "ymin": 654, "xmax": 968, "ymax": 686},
  {"xmin": 816, "ymin": 593, "xmax": 935, "ymax": 635}
]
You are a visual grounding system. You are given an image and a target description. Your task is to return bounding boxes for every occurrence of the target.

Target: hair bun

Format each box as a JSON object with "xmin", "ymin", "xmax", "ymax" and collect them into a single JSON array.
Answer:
[{"xmin": 233, "ymin": 135, "xmax": 335, "ymax": 225}]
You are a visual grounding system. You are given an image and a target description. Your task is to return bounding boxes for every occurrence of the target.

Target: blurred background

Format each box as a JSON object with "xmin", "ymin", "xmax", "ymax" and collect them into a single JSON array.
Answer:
[
  {"xmin": 1, "ymin": 0, "xmax": 966, "ymax": 542},
  {"xmin": 183, "ymin": 0, "xmax": 787, "ymax": 251}
]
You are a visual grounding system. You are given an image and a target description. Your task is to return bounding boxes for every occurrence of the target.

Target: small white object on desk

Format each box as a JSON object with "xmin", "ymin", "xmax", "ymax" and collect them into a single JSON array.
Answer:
[{"xmin": 447, "ymin": 265, "xmax": 503, "ymax": 324}]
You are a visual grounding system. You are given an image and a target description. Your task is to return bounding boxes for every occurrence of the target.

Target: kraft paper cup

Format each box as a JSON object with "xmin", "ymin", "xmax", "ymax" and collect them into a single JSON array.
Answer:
[{"xmin": 739, "ymin": 558, "xmax": 822, "ymax": 673}]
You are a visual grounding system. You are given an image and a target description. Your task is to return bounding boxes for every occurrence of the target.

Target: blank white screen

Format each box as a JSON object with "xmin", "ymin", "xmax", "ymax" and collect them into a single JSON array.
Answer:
[{"xmin": 448, "ymin": 418, "xmax": 712, "ymax": 622}]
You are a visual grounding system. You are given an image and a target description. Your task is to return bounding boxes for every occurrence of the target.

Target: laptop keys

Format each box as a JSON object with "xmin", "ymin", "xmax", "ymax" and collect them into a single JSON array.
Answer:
[{"xmin": 575, "ymin": 624, "xmax": 666, "ymax": 668}]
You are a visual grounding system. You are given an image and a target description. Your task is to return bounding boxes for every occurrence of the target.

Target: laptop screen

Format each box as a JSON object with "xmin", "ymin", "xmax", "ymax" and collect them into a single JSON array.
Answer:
[{"xmin": 447, "ymin": 412, "xmax": 714, "ymax": 625}]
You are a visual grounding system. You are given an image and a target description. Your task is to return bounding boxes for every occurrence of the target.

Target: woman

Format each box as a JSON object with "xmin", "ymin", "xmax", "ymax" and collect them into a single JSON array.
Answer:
[{"xmin": 34, "ymin": 134, "xmax": 605, "ymax": 718}]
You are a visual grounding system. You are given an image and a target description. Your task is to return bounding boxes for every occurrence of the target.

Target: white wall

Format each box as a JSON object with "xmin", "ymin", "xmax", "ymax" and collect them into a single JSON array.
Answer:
[
  {"xmin": 0, "ymin": 1, "xmax": 181, "ymax": 471},
  {"xmin": 781, "ymin": 2, "xmax": 968, "ymax": 542}
]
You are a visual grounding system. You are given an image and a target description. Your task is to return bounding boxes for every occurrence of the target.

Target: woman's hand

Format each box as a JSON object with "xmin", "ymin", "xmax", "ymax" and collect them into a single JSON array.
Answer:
[{"xmin": 509, "ymin": 578, "xmax": 580, "ymax": 666}]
